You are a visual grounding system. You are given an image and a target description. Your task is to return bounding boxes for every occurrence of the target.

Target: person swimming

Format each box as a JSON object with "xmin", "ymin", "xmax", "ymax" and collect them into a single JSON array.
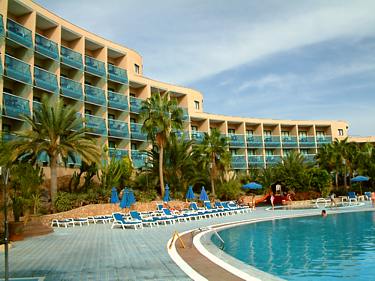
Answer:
[{"xmin": 321, "ymin": 209, "xmax": 327, "ymax": 217}]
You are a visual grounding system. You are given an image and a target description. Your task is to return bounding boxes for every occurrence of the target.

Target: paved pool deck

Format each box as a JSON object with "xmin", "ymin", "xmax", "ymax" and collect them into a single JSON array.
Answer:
[{"xmin": 0, "ymin": 203, "xmax": 373, "ymax": 281}]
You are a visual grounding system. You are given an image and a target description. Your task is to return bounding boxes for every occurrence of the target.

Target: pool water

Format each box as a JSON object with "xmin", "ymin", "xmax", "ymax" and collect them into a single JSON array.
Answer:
[{"xmin": 212, "ymin": 211, "xmax": 375, "ymax": 281}]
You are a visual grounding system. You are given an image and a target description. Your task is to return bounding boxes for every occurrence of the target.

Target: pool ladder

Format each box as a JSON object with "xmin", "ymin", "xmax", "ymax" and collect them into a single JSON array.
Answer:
[{"xmin": 198, "ymin": 226, "xmax": 225, "ymax": 250}]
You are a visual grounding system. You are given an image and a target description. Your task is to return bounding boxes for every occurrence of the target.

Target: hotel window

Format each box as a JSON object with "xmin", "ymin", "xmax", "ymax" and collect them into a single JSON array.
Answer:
[
  {"xmin": 281, "ymin": 131, "xmax": 290, "ymax": 141},
  {"xmin": 134, "ymin": 64, "xmax": 140, "ymax": 74},
  {"xmin": 230, "ymin": 149, "xmax": 237, "ymax": 155},
  {"xmin": 130, "ymin": 93, "xmax": 136, "ymax": 97},
  {"xmin": 191, "ymin": 125, "xmax": 198, "ymax": 131},
  {"xmin": 2, "ymin": 124, "xmax": 10, "ymax": 132},
  {"xmin": 85, "ymin": 109, "xmax": 92, "ymax": 115},
  {"xmin": 228, "ymin": 128, "xmax": 235, "ymax": 134},
  {"xmin": 300, "ymin": 149, "xmax": 309, "ymax": 155},
  {"xmin": 316, "ymin": 131, "xmax": 325, "ymax": 141},
  {"xmin": 194, "ymin": 100, "xmax": 200, "ymax": 110},
  {"xmin": 108, "ymin": 114, "xmax": 115, "ymax": 120},
  {"xmin": 130, "ymin": 118, "xmax": 136, "ymax": 123},
  {"xmin": 264, "ymin": 130, "xmax": 272, "ymax": 142},
  {"xmin": 131, "ymin": 143, "xmax": 137, "ymax": 150},
  {"xmin": 109, "ymin": 141, "xmax": 116, "ymax": 148},
  {"xmin": 338, "ymin": 129, "xmax": 344, "ymax": 136},
  {"xmin": 283, "ymin": 149, "xmax": 292, "ymax": 156},
  {"xmin": 246, "ymin": 129, "xmax": 253, "ymax": 136},
  {"xmin": 299, "ymin": 131, "xmax": 307, "ymax": 141},
  {"xmin": 248, "ymin": 149, "xmax": 256, "ymax": 156},
  {"xmin": 265, "ymin": 149, "xmax": 274, "ymax": 156}
]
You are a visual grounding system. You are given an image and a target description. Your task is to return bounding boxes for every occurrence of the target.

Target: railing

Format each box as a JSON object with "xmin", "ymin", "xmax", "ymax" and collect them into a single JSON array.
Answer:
[
  {"xmin": 246, "ymin": 135, "xmax": 263, "ymax": 147},
  {"xmin": 0, "ymin": 14, "xmax": 4, "ymax": 38},
  {"xmin": 265, "ymin": 155, "xmax": 282, "ymax": 165},
  {"xmin": 131, "ymin": 150, "xmax": 148, "ymax": 169},
  {"xmin": 130, "ymin": 122, "xmax": 147, "ymax": 141},
  {"xmin": 1, "ymin": 132, "xmax": 17, "ymax": 143},
  {"xmin": 67, "ymin": 153, "xmax": 82, "ymax": 167},
  {"xmin": 4, "ymin": 54, "xmax": 32, "ymax": 84},
  {"xmin": 32, "ymin": 100, "xmax": 42, "ymax": 113},
  {"xmin": 303, "ymin": 154, "xmax": 316, "ymax": 163},
  {"xmin": 175, "ymin": 130, "xmax": 190, "ymax": 141},
  {"xmin": 108, "ymin": 119, "xmax": 129, "ymax": 139},
  {"xmin": 85, "ymin": 56, "xmax": 106, "ymax": 77},
  {"xmin": 84, "ymin": 84, "xmax": 106, "ymax": 106},
  {"xmin": 228, "ymin": 134, "xmax": 246, "ymax": 148},
  {"xmin": 264, "ymin": 136, "xmax": 281, "ymax": 148},
  {"xmin": 73, "ymin": 113, "xmax": 84, "ymax": 130},
  {"xmin": 35, "ymin": 33, "xmax": 59, "ymax": 60},
  {"xmin": 248, "ymin": 155, "xmax": 265, "ymax": 168},
  {"xmin": 316, "ymin": 135, "xmax": 332, "ymax": 146},
  {"xmin": 109, "ymin": 148, "xmax": 129, "ymax": 161},
  {"xmin": 299, "ymin": 136, "xmax": 316, "ymax": 147},
  {"xmin": 2, "ymin": 92, "xmax": 31, "ymax": 120},
  {"xmin": 34, "ymin": 67, "xmax": 58, "ymax": 93},
  {"xmin": 37, "ymin": 151, "xmax": 49, "ymax": 164},
  {"xmin": 129, "ymin": 96, "xmax": 143, "ymax": 114},
  {"xmin": 181, "ymin": 107, "xmax": 189, "ymax": 121},
  {"xmin": 60, "ymin": 77, "xmax": 83, "ymax": 101},
  {"xmin": 191, "ymin": 131, "xmax": 205, "ymax": 144},
  {"xmin": 281, "ymin": 136, "xmax": 298, "ymax": 148},
  {"xmin": 108, "ymin": 64, "xmax": 128, "ymax": 84},
  {"xmin": 108, "ymin": 91, "xmax": 128, "ymax": 111},
  {"xmin": 61, "ymin": 46, "xmax": 83, "ymax": 70},
  {"xmin": 231, "ymin": 155, "xmax": 247, "ymax": 169},
  {"xmin": 84, "ymin": 114, "xmax": 107, "ymax": 136},
  {"xmin": 6, "ymin": 18, "xmax": 33, "ymax": 48}
]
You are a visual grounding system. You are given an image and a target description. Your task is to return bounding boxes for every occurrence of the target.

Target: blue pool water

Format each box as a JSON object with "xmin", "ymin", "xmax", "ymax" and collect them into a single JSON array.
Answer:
[{"xmin": 212, "ymin": 211, "xmax": 375, "ymax": 281}]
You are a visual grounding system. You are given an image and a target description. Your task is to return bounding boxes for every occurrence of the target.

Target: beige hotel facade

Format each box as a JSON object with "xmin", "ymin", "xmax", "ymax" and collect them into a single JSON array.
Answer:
[{"xmin": 0, "ymin": 0, "xmax": 351, "ymax": 172}]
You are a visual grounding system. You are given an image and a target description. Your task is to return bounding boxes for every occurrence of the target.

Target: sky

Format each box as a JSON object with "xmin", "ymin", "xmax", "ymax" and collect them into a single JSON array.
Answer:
[{"xmin": 35, "ymin": 0, "xmax": 375, "ymax": 136}]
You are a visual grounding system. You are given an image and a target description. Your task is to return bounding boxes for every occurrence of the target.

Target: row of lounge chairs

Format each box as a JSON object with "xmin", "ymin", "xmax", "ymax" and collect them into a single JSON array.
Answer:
[{"xmin": 51, "ymin": 215, "xmax": 113, "ymax": 228}]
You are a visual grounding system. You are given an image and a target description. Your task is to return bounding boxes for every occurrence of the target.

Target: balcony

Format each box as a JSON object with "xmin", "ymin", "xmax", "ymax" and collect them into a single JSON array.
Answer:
[
  {"xmin": 299, "ymin": 136, "xmax": 316, "ymax": 148},
  {"xmin": 131, "ymin": 150, "xmax": 148, "ymax": 169},
  {"xmin": 37, "ymin": 151, "xmax": 49, "ymax": 164},
  {"xmin": 281, "ymin": 136, "xmax": 298, "ymax": 148},
  {"xmin": 228, "ymin": 134, "xmax": 246, "ymax": 148},
  {"xmin": 108, "ymin": 91, "xmax": 128, "ymax": 111},
  {"xmin": 60, "ymin": 77, "xmax": 83, "ymax": 101},
  {"xmin": 85, "ymin": 114, "xmax": 107, "ymax": 136},
  {"xmin": 6, "ymin": 19, "xmax": 32, "ymax": 48},
  {"xmin": 85, "ymin": 56, "xmax": 106, "ymax": 77},
  {"xmin": 61, "ymin": 46, "xmax": 83, "ymax": 71},
  {"xmin": 264, "ymin": 136, "xmax": 281, "ymax": 148},
  {"xmin": 181, "ymin": 107, "xmax": 189, "ymax": 121},
  {"xmin": 130, "ymin": 96, "xmax": 143, "ymax": 114},
  {"xmin": 73, "ymin": 113, "xmax": 84, "ymax": 130},
  {"xmin": 108, "ymin": 119, "xmax": 129, "ymax": 139},
  {"xmin": 4, "ymin": 54, "xmax": 32, "ymax": 84},
  {"xmin": 34, "ymin": 67, "xmax": 58, "ymax": 93},
  {"xmin": 35, "ymin": 33, "xmax": 59, "ymax": 60},
  {"xmin": 109, "ymin": 148, "xmax": 129, "ymax": 161},
  {"xmin": 175, "ymin": 130, "xmax": 190, "ymax": 141},
  {"xmin": 130, "ymin": 122, "xmax": 147, "ymax": 141},
  {"xmin": 303, "ymin": 154, "xmax": 316, "ymax": 163},
  {"xmin": 2, "ymin": 132, "xmax": 17, "ymax": 143},
  {"xmin": 248, "ymin": 155, "xmax": 265, "ymax": 168},
  {"xmin": 108, "ymin": 64, "xmax": 128, "ymax": 84},
  {"xmin": 231, "ymin": 155, "xmax": 247, "ymax": 169},
  {"xmin": 2, "ymin": 93, "xmax": 31, "ymax": 120},
  {"xmin": 67, "ymin": 153, "xmax": 82, "ymax": 167},
  {"xmin": 265, "ymin": 155, "xmax": 282, "ymax": 165},
  {"xmin": 191, "ymin": 131, "xmax": 205, "ymax": 144},
  {"xmin": 246, "ymin": 135, "xmax": 263, "ymax": 147},
  {"xmin": 33, "ymin": 100, "xmax": 42, "ymax": 113},
  {"xmin": 84, "ymin": 84, "xmax": 106, "ymax": 106},
  {"xmin": 316, "ymin": 135, "xmax": 332, "ymax": 147},
  {"xmin": 0, "ymin": 14, "xmax": 4, "ymax": 38}
]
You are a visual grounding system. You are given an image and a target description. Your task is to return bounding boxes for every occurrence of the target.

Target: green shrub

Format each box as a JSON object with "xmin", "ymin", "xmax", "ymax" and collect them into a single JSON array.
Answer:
[
  {"xmin": 216, "ymin": 179, "xmax": 243, "ymax": 201},
  {"xmin": 134, "ymin": 189, "xmax": 158, "ymax": 202}
]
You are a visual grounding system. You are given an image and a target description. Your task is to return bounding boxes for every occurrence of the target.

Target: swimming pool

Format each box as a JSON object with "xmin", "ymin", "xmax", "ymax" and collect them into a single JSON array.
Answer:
[{"xmin": 211, "ymin": 211, "xmax": 375, "ymax": 281}]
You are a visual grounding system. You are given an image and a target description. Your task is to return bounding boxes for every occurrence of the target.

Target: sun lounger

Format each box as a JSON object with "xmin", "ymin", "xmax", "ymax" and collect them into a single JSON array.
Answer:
[
  {"xmin": 88, "ymin": 215, "xmax": 112, "ymax": 224},
  {"xmin": 130, "ymin": 211, "xmax": 158, "ymax": 227},
  {"xmin": 72, "ymin": 218, "xmax": 89, "ymax": 226},
  {"xmin": 348, "ymin": 192, "xmax": 358, "ymax": 205},
  {"xmin": 51, "ymin": 219, "xmax": 75, "ymax": 228},
  {"xmin": 215, "ymin": 202, "xmax": 235, "ymax": 215},
  {"xmin": 189, "ymin": 202, "xmax": 211, "ymax": 218},
  {"xmin": 364, "ymin": 192, "xmax": 371, "ymax": 201},
  {"xmin": 111, "ymin": 213, "xmax": 143, "ymax": 230},
  {"xmin": 203, "ymin": 201, "xmax": 225, "ymax": 217}
]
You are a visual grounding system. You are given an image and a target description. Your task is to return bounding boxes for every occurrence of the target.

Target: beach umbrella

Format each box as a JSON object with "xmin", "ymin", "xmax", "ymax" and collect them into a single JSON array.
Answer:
[
  {"xmin": 351, "ymin": 176, "xmax": 370, "ymax": 195},
  {"xmin": 199, "ymin": 186, "xmax": 209, "ymax": 201},
  {"xmin": 110, "ymin": 187, "xmax": 119, "ymax": 203},
  {"xmin": 242, "ymin": 182, "xmax": 263, "ymax": 190},
  {"xmin": 163, "ymin": 184, "xmax": 171, "ymax": 202},
  {"xmin": 128, "ymin": 190, "xmax": 136, "ymax": 207},
  {"xmin": 186, "ymin": 185, "xmax": 195, "ymax": 201},
  {"xmin": 119, "ymin": 188, "xmax": 129, "ymax": 209}
]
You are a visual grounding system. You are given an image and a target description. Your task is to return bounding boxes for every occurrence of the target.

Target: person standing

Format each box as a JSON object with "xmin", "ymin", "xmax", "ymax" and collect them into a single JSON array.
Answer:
[
  {"xmin": 330, "ymin": 192, "xmax": 337, "ymax": 208},
  {"xmin": 270, "ymin": 193, "xmax": 275, "ymax": 210},
  {"xmin": 371, "ymin": 192, "xmax": 375, "ymax": 207}
]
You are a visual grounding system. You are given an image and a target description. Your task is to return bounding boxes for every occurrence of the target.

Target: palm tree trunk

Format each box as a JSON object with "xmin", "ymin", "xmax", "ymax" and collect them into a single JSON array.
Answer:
[
  {"xmin": 50, "ymin": 155, "xmax": 58, "ymax": 210},
  {"xmin": 335, "ymin": 173, "xmax": 338, "ymax": 190},
  {"xmin": 343, "ymin": 165, "xmax": 347, "ymax": 189},
  {"xmin": 211, "ymin": 154, "xmax": 216, "ymax": 197},
  {"xmin": 159, "ymin": 144, "xmax": 165, "ymax": 197}
]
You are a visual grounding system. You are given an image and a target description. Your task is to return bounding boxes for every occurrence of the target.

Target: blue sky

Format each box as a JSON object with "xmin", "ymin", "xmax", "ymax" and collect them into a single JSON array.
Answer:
[{"xmin": 36, "ymin": 0, "xmax": 375, "ymax": 136}]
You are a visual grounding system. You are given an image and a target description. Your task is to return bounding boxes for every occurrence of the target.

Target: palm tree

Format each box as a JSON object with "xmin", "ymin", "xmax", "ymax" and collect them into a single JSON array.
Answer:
[
  {"xmin": 8, "ymin": 98, "xmax": 100, "ymax": 205},
  {"xmin": 140, "ymin": 92, "xmax": 183, "ymax": 197}
]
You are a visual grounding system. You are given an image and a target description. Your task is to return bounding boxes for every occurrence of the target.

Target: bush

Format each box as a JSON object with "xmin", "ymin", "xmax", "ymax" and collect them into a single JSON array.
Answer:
[
  {"xmin": 134, "ymin": 189, "xmax": 158, "ymax": 202},
  {"xmin": 54, "ymin": 192, "xmax": 75, "ymax": 212},
  {"xmin": 216, "ymin": 179, "xmax": 244, "ymax": 201}
]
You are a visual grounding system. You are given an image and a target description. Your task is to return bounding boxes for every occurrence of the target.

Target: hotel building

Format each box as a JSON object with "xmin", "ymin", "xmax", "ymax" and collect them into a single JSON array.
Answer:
[{"xmin": 0, "ymin": 0, "xmax": 349, "ymax": 172}]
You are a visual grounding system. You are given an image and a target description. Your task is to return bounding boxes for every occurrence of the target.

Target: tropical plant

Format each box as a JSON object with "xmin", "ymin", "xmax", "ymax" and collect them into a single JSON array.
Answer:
[
  {"xmin": 308, "ymin": 167, "xmax": 332, "ymax": 197},
  {"xmin": 98, "ymin": 156, "xmax": 133, "ymax": 190},
  {"xmin": 8, "ymin": 98, "xmax": 100, "ymax": 206},
  {"xmin": 216, "ymin": 176, "xmax": 243, "ymax": 201},
  {"xmin": 140, "ymin": 92, "xmax": 183, "ymax": 196}
]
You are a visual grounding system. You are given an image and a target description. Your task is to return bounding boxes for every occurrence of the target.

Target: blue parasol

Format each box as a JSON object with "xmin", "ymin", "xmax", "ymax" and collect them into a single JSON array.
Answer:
[
  {"xmin": 128, "ymin": 189, "xmax": 136, "ymax": 207},
  {"xmin": 242, "ymin": 182, "xmax": 263, "ymax": 190},
  {"xmin": 119, "ymin": 188, "xmax": 129, "ymax": 209},
  {"xmin": 110, "ymin": 187, "xmax": 119, "ymax": 203},
  {"xmin": 199, "ymin": 186, "xmax": 209, "ymax": 201},
  {"xmin": 186, "ymin": 185, "xmax": 195, "ymax": 200},
  {"xmin": 351, "ymin": 176, "xmax": 370, "ymax": 182},
  {"xmin": 163, "ymin": 184, "xmax": 171, "ymax": 202}
]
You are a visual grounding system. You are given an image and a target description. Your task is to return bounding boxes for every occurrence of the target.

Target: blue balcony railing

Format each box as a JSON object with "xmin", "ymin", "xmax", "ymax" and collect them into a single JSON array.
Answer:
[
  {"xmin": 130, "ymin": 96, "xmax": 143, "ymax": 114},
  {"xmin": 33, "ymin": 100, "xmax": 42, "ymax": 112},
  {"xmin": 73, "ymin": 113, "xmax": 84, "ymax": 130},
  {"xmin": 108, "ymin": 91, "xmax": 128, "ymax": 111},
  {"xmin": 67, "ymin": 153, "xmax": 82, "ymax": 167},
  {"xmin": 60, "ymin": 77, "xmax": 83, "ymax": 101},
  {"xmin": 231, "ymin": 155, "xmax": 247, "ymax": 169},
  {"xmin": 34, "ymin": 67, "xmax": 58, "ymax": 93},
  {"xmin": 228, "ymin": 134, "xmax": 246, "ymax": 148},
  {"xmin": 109, "ymin": 148, "xmax": 129, "ymax": 161},
  {"xmin": 61, "ymin": 46, "xmax": 83, "ymax": 71},
  {"xmin": 1, "ymin": 132, "xmax": 17, "ymax": 143},
  {"xmin": 108, "ymin": 64, "xmax": 128, "ymax": 84},
  {"xmin": 2, "ymin": 93, "xmax": 31, "ymax": 120},
  {"xmin": 85, "ymin": 114, "xmax": 107, "ymax": 136},
  {"xmin": 4, "ymin": 54, "xmax": 32, "ymax": 84},
  {"xmin": 37, "ymin": 151, "xmax": 50, "ymax": 164},
  {"xmin": 84, "ymin": 84, "xmax": 106, "ymax": 106},
  {"xmin": 303, "ymin": 154, "xmax": 316, "ymax": 163},
  {"xmin": 108, "ymin": 119, "xmax": 129, "ymax": 139},
  {"xmin": 191, "ymin": 131, "xmax": 205, "ymax": 144},
  {"xmin": 0, "ymin": 14, "xmax": 4, "ymax": 38},
  {"xmin": 85, "ymin": 56, "xmax": 106, "ymax": 77},
  {"xmin": 130, "ymin": 123, "xmax": 147, "ymax": 141},
  {"xmin": 299, "ymin": 136, "xmax": 316, "ymax": 148},
  {"xmin": 35, "ymin": 33, "xmax": 59, "ymax": 60},
  {"xmin": 248, "ymin": 155, "xmax": 265, "ymax": 168},
  {"xmin": 175, "ymin": 130, "xmax": 190, "ymax": 141},
  {"xmin": 265, "ymin": 155, "xmax": 282, "ymax": 165},
  {"xmin": 316, "ymin": 135, "xmax": 332, "ymax": 147},
  {"xmin": 281, "ymin": 136, "xmax": 298, "ymax": 148},
  {"xmin": 264, "ymin": 136, "xmax": 281, "ymax": 148},
  {"xmin": 181, "ymin": 107, "xmax": 189, "ymax": 121},
  {"xmin": 6, "ymin": 19, "xmax": 32, "ymax": 48},
  {"xmin": 246, "ymin": 135, "xmax": 263, "ymax": 147},
  {"xmin": 131, "ymin": 150, "xmax": 148, "ymax": 169}
]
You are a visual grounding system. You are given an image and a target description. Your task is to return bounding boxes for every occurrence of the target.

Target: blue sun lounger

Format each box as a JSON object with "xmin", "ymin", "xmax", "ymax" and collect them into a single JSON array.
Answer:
[
  {"xmin": 189, "ymin": 202, "xmax": 212, "ymax": 218},
  {"xmin": 111, "ymin": 213, "xmax": 143, "ymax": 230},
  {"xmin": 203, "ymin": 201, "xmax": 225, "ymax": 217},
  {"xmin": 51, "ymin": 218, "xmax": 75, "ymax": 228},
  {"xmin": 130, "ymin": 211, "xmax": 158, "ymax": 227}
]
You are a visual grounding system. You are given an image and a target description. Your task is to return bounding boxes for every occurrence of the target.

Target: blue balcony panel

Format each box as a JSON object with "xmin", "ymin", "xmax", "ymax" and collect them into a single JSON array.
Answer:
[
  {"xmin": 85, "ymin": 114, "xmax": 107, "ymax": 136},
  {"xmin": 34, "ymin": 67, "xmax": 58, "ymax": 93},
  {"xmin": 264, "ymin": 136, "xmax": 281, "ymax": 148},
  {"xmin": 84, "ymin": 84, "xmax": 106, "ymax": 106},
  {"xmin": 303, "ymin": 154, "xmax": 316, "ymax": 163},
  {"xmin": 129, "ymin": 96, "xmax": 143, "ymax": 114},
  {"xmin": 61, "ymin": 46, "xmax": 83, "ymax": 71},
  {"xmin": 316, "ymin": 136, "xmax": 332, "ymax": 146},
  {"xmin": 108, "ymin": 119, "xmax": 129, "ymax": 139},
  {"xmin": 6, "ymin": 19, "xmax": 33, "ymax": 48},
  {"xmin": 131, "ymin": 150, "xmax": 148, "ymax": 169},
  {"xmin": 108, "ymin": 91, "xmax": 128, "ymax": 111},
  {"xmin": 67, "ymin": 153, "xmax": 82, "ymax": 167},
  {"xmin": 2, "ymin": 93, "xmax": 31, "ymax": 120},
  {"xmin": 109, "ymin": 148, "xmax": 129, "ymax": 161},
  {"xmin": 248, "ymin": 155, "xmax": 265, "ymax": 168},
  {"xmin": 246, "ymin": 135, "xmax": 263, "ymax": 147},
  {"xmin": 85, "ymin": 56, "xmax": 106, "ymax": 77},
  {"xmin": 130, "ymin": 123, "xmax": 147, "ymax": 141},
  {"xmin": 281, "ymin": 136, "xmax": 298, "ymax": 148},
  {"xmin": 231, "ymin": 155, "xmax": 247, "ymax": 169},
  {"xmin": 0, "ymin": 14, "xmax": 4, "ymax": 38},
  {"xmin": 299, "ymin": 136, "xmax": 316, "ymax": 148},
  {"xmin": 60, "ymin": 77, "xmax": 83, "ymax": 101},
  {"xmin": 228, "ymin": 134, "xmax": 246, "ymax": 148},
  {"xmin": 191, "ymin": 131, "xmax": 205, "ymax": 144},
  {"xmin": 265, "ymin": 155, "xmax": 282, "ymax": 165},
  {"xmin": 108, "ymin": 64, "xmax": 128, "ymax": 84},
  {"xmin": 35, "ymin": 33, "xmax": 59, "ymax": 60},
  {"xmin": 4, "ymin": 55, "xmax": 32, "ymax": 84}
]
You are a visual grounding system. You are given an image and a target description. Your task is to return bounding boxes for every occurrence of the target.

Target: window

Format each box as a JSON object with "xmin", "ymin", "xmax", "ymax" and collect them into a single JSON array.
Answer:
[
  {"xmin": 33, "ymin": 96, "xmax": 41, "ymax": 102},
  {"xmin": 130, "ymin": 118, "xmax": 136, "ymax": 123},
  {"xmin": 85, "ymin": 109, "xmax": 92, "ymax": 115},
  {"xmin": 191, "ymin": 125, "xmax": 198, "ymax": 131},
  {"xmin": 338, "ymin": 129, "xmax": 344, "ymax": 136},
  {"xmin": 246, "ymin": 129, "xmax": 253, "ymax": 136},
  {"xmin": 299, "ymin": 131, "xmax": 307, "ymax": 141},
  {"xmin": 283, "ymin": 149, "xmax": 292, "ymax": 156},
  {"xmin": 108, "ymin": 141, "xmax": 116, "ymax": 148},
  {"xmin": 265, "ymin": 149, "xmax": 274, "ymax": 156},
  {"xmin": 194, "ymin": 101, "xmax": 200, "ymax": 110},
  {"xmin": 130, "ymin": 93, "xmax": 136, "ymax": 97},
  {"xmin": 131, "ymin": 143, "xmax": 137, "ymax": 150},
  {"xmin": 2, "ymin": 124, "xmax": 10, "ymax": 132},
  {"xmin": 248, "ymin": 149, "xmax": 256, "ymax": 156},
  {"xmin": 108, "ymin": 114, "xmax": 115, "ymax": 120},
  {"xmin": 228, "ymin": 128, "xmax": 235, "ymax": 134},
  {"xmin": 316, "ymin": 131, "xmax": 325, "ymax": 141},
  {"xmin": 264, "ymin": 130, "xmax": 272, "ymax": 142},
  {"xmin": 230, "ymin": 149, "xmax": 237, "ymax": 155},
  {"xmin": 134, "ymin": 64, "xmax": 140, "ymax": 74},
  {"xmin": 300, "ymin": 149, "xmax": 309, "ymax": 155},
  {"xmin": 281, "ymin": 131, "xmax": 290, "ymax": 141}
]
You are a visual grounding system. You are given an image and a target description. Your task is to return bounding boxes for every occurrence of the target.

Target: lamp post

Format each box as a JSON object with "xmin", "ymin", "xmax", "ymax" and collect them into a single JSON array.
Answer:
[{"xmin": 0, "ymin": 166, "xmax": 10, "ymax": 281}]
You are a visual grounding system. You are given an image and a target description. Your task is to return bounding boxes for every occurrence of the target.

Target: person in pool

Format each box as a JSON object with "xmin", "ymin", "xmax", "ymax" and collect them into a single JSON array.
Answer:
[{"xmin": 321, "ymin": 209, "xmax": 327, "ymax": 217}]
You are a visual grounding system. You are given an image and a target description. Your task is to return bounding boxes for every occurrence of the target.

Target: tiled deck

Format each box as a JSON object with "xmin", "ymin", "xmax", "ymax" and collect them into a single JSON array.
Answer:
[{"xmin": 0, "ymin": 203, "xmax": 373, "ymax": 281}]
